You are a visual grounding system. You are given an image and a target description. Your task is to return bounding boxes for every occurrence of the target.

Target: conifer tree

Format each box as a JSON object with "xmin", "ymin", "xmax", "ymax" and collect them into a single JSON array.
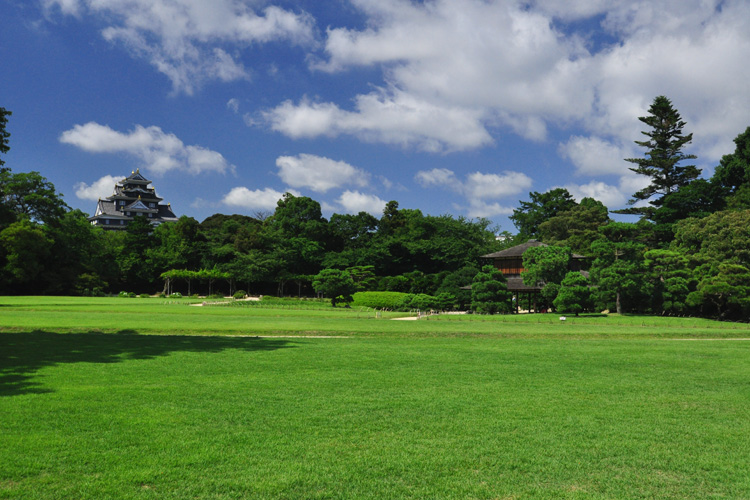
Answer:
[
  {"xmin": 618, "ymin": 96, "xmax": 700, "ymax": 218},
  {"xmin": 0, "ymin": 107, "xmax": 11, "ymax": 171}
]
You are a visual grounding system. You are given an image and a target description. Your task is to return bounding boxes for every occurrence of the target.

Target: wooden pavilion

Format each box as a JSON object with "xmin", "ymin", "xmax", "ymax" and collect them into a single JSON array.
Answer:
[{"xmin": 480, "ymin": 239, "xmax": 586, "ymax": 313}]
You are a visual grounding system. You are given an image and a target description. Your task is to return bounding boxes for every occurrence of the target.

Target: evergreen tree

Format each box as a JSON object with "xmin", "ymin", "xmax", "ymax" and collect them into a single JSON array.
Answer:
[
  {"xmin": 471, "ymin": 265, "xmax": 513, "ymax": 314},
  {"xmin": 618, "ymin": 96, "xmax": 700, "ymax": 218},
  {"xmin": 510, "ymin": 188, "xmax": 576, "ymax": 238},
  {"xmin": 0, "ymin": 107, "xmax": 11, "ymax": 172},
  {"xmin": 553, "ymin": 271, "xmax": 592, "ymax": 316},
  {"xmin": 312, "ymin": 268, "xmax": 357, "ymax": 307}
]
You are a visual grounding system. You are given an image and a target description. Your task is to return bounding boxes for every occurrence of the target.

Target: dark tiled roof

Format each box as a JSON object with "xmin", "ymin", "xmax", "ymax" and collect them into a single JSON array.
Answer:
[
  {"xmin": 482, "ymin": 239, "xmax": 588, "ymax": 260},
  {"xmin": 481, "ymin": 239, "xmax": 547, "ymax": 259},
  {"xmin": 505, "ymin": 276, "xmax": 543, "ymax": 292}
]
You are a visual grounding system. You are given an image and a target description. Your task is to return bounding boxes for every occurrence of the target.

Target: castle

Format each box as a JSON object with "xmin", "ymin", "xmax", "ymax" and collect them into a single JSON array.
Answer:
[{"xmin": 89, "ymin": 169, "xmax": 178, "ymax": 230}]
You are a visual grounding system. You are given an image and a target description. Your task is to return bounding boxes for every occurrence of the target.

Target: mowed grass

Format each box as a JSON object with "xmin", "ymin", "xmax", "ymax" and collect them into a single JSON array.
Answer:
[
  {"xmin": 2, "ymin": 297, "xmax": 750, "ymax": 499},
  {"xmin": 2, "ymin": 295, "xmax": 749, "ymax": 338}
]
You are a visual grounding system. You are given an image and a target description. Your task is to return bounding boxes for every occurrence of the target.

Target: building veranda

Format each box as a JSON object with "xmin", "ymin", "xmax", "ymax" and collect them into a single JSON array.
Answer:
[{"xmin": 89, "ymin": 169, "xmax": 178, "ymax": 230}]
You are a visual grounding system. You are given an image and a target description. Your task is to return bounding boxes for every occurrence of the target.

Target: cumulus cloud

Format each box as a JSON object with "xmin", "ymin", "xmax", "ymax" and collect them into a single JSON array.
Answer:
[
  {"xmin": 74, "ymin": 175, "xmax": 121, "ymax": 201},
  {"xmin": 417, "ymin": 168, "xmax": 532, "ymax": 198},
  {"xmin": 559, "ymin": 136, "xmax": 633, "ymax": 176},
  {"xmin": 416, "ymin": 168, "xmax": 532, "ymax": 218},
  {"xmin": 43, "ymin": 0, "xmax": 315, "ymax": 94},
  {"xmin": 276, "ymin": 154, "xmax": 370, "ymax": 193},
  {"xmin": 264, "ymin": 90, "xmax": 492, "ymax": 152},
  {"xmin": 463, "ymin": 200, "xmax": 517, "ymax": 219},
  {"xmin": 562, "ymin": 169, "xmax": 653, "ymax": 210},
  {"xmin": 60, "ymin": 122, "xmax": 235, "ymax": 176},
  {"xmin": 259, "ymin": 0, "xmax": 750, "ymax": 164},
  {"xmin": 336, "ymin": 190, "xmax": 387, "ymax": 216},
  {"xmin": 563, "ymin": 181, "xmax": 627, "ymax": 209},
  {"xmin": 414, "ymin": 168, "xmax": 458, "ymax": 188},
  {"xmin": 222, "ymin": 186, "xmax": 293, "ymax": 210}
]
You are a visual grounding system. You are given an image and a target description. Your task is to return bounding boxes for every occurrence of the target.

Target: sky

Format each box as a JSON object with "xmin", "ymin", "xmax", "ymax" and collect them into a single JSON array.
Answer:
[{"xmin": 2, "ymin": 0, "xmax": 750, "ymax": 232}]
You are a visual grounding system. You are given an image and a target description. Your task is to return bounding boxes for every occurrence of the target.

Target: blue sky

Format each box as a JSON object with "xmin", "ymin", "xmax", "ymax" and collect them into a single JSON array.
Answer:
[{"xmin": 3, "ymin": 0, "xmax": 750, "ymax": 232}]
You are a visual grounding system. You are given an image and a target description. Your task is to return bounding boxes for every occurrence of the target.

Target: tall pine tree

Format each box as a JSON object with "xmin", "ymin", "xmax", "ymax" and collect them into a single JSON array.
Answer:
[{"xmin": 617, "ymin": 96, "xmax": 700, "ymax": 218}]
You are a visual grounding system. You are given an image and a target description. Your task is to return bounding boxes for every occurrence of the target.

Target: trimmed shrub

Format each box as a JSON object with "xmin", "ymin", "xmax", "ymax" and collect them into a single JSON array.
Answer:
[
  {"xmin": 352, "ymin": 291, "xmax": 411, "ymax": 310},
  {"xmin": 352, "ymin": 291, "xmax": 446, "ymax": 311},
  {"xmin": 169, "ymin": 292, "xmax": 183, "ymax": 299},
  {"xmin": 233, "ymin": 290, "xmax": 247, "ymax": 299}
]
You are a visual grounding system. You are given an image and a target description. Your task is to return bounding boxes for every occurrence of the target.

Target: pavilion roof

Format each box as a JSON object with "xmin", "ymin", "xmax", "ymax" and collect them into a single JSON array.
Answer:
[{"xmin": 481, "ymin": 239, "xmax": 587, "ymax": 260}]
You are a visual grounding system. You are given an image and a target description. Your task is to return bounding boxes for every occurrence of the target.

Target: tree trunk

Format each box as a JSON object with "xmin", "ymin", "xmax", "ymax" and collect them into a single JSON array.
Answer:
[{"xmin": 616, "ymin": 291, "xmax": 622, "ymax": 314}]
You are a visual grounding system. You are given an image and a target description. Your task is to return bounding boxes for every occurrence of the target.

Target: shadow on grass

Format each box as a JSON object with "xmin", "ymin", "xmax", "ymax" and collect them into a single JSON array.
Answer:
[{"xmin": 0, "ymin": 330, "xmax": 294, "ymax": 397}]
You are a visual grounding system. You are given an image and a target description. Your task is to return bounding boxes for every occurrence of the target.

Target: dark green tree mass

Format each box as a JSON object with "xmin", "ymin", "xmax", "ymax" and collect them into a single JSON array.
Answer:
[{"xmin": 510, "ymin": 188, "xmax": 576, "ymax": 238}]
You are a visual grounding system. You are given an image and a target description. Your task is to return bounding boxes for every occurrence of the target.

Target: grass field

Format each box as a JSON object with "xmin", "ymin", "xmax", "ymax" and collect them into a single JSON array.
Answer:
[{"xmin": 2, "ymin": 297, "xmax": 749, "ymax": 499}]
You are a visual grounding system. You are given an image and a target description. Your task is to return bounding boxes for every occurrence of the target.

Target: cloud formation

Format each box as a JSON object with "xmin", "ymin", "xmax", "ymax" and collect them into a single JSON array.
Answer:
[
  {"xmin": 74, "ymin": 175, "xmax": 121, "ymax": 201},
  {"xmin": 265, "ymin": 0, "xmax": 750, "ymax": 167},
  {"xmin": 43, "ymin": 0, "xmax": 315, "ymax": 94},
  {"xmin": 416, "ymin": 168, "xmax": 532, "ymax": 218},
  {"xmin": 264, "ymin": 91, "xmax": 492, "ymax": 153},
  {"xmin": 60, "ymin": 122, "xmax": 235, "ymax": 176},
  {"xmin": 275, "ymin": 154, "xmax": 370, "ymax": 193},
  {"xmin": 336, "ymin": 190, "xmax": 387, "ymax": 216},
  {"xmin": 222, "ymin": 186, "xmax": 293, "ymax": 210}
]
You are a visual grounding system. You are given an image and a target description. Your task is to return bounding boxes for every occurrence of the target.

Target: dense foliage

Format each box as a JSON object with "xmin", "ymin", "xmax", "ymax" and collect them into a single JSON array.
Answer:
[{"xmin": 3, "ymin": 100, "xmax": 750, "ymax": 320}]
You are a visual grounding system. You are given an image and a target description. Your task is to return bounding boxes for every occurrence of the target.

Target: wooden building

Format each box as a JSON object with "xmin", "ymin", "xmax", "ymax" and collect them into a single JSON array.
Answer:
[
  {"xmin": 481, "ymin": 239, "xmax": 586, "ymax": 312},
  {"xmin": 89, "ymin": 169, "xmax": 178, "ymax": 230}
]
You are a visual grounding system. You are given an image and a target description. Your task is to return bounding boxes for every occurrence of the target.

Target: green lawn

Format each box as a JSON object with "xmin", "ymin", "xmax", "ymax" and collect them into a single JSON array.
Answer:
[{"xmin": 2, "ymin": 297, "xmax": 749, "ymax": 499}]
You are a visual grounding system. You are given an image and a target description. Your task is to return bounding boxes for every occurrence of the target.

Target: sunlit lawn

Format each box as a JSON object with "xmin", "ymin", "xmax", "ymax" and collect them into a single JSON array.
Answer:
[{"xmin": 1, "ymin": 297, "xmax": 749, "ymax": 499}]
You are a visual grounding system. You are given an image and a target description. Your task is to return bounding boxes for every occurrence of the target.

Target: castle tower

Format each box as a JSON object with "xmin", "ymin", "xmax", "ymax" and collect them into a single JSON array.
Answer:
[{"xmin": 88, "ymin": 169, "xmax": 178, "ymax": 229}]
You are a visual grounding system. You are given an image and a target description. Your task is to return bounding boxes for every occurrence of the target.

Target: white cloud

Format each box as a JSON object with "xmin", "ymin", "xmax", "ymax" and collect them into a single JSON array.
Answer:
[
  {"xmin": 276, "ymin": 154, "xmax": 370, "ymax": 193},
  {"xmin": 222, "ymin": 187, "xmax": 292, "ymax": 210},
  {"xmin": 464, "ymin": 171, "xmax": 533, "ymax": 200},
  {"xmin": 265, "ymin": 0, "xmax": 593, "ymax": 150},
  {"xmin": 559, "ymin": 136, "xmax": 633, "ymax": 176},
  {"xmin": 563, "ymin": 181, "xmax": 627, "ymax": 209},
  {"xmin": 463, "ymin": 200, "xmax": 516, "ymax": 219},
  {"xmin": 264, "ymin": 90, "xmax": 492, "ymax": 152},
  {"xmin": 60, "ymin": 122, "xmax": 234, "ymax": 176},
  {"xmin": 416, "ymin": 168, "xmax": 532, "ymax": 199},
  {"xmin": 44, "ymin": 0, "xmax": 315, "ymax": 94},
  {"xmin": 336, "ymin": 190, "xmax": 387, "ymax": 216},
  {"xmin": 227, "ymin": 98, "xmax": 240, "ymax": 114},
  {"xmin": 563, "ymin": 170, "xmax": 652, "ymax": 210},
  {"xmin": 74, "ymin": 175, "xmax": 121, "ymax": 201},
  {"xmin": 416, "ymin": 168, "xmax": 532, "ymax": 218},
  {"xmin": 261, "ymin": 0, "xmax": 750, "ymax": 165},
  {"xmin": 415, "ymin": 168, "xmax": 458, "ymax": 188}
]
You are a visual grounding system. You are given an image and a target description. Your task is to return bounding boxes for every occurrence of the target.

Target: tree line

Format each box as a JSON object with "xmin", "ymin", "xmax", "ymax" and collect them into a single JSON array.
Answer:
[{"xmin": 2, "ymin": 98, "xmax": 750, "ymax": 319}]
